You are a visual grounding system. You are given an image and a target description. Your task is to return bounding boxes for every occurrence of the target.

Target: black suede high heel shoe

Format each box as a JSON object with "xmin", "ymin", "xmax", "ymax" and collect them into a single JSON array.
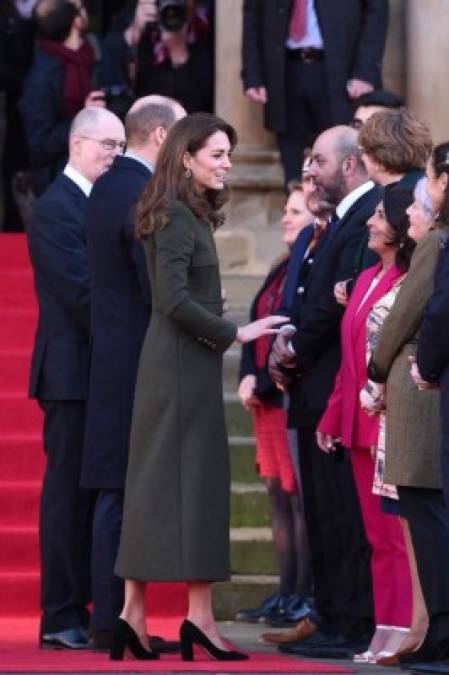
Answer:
[
  {"xmin": 110, "ymin": 618, "xmax": 160, "ymax": 660},
  {"xmin": 180, "ymin": 619, "xmax": 248, "ymax": 661}
]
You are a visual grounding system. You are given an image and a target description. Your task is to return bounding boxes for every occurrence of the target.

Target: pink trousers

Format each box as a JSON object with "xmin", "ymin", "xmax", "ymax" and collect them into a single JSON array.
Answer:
[{"xmin": 350, "ymin": 447, "xmax": 412, "ymax": 627}]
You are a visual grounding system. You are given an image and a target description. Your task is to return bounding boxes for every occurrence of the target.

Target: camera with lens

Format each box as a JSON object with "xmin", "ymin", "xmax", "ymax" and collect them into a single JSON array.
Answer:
[
  {"xmin": 103, "ymin": 84, "xmax": 134, "ymax": 120},
  {"xmin": 157, "ymin": 0, "xmax": 187, "ymax": 32}
]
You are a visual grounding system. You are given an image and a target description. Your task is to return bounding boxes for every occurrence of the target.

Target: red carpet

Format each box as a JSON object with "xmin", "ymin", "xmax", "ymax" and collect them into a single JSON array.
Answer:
[
  {"xmin": 0, "ymin": 235, "xmax": 353, "ymax": 673},
  {"xmin": 0, "ymin": 618, "xmax": 353, "ymax": 672},
  {"xmin": 0, "ymin": 233, "xmax": 187, "ymax": 619}
]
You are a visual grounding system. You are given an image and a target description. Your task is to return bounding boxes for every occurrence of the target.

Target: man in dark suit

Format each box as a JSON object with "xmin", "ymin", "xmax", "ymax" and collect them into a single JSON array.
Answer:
[
  {"xmin": 80, "ymin": 95, "xmax": 185, "ymax": 650},
  {"xmin": 264, "ymin": 126, "xmax": 381, "ymax": 657},
  {"xmin": 27, "ymin": 106, "xmax": 126, "ymax": 649},
  {"xmin": 241, "ymin": 0, "xmax": 388, "ymax": 183}
]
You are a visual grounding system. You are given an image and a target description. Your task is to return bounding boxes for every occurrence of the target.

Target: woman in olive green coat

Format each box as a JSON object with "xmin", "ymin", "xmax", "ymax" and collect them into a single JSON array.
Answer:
[{"xmin": 113, "ymin": 113, "xmax": 286, "ymax": 661}]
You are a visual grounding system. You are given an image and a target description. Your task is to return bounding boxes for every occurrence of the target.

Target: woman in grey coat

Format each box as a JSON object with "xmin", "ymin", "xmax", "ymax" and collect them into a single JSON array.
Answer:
[{"xmin": 111, "ymin": 113, "xmax": 287, "ymax": 661}]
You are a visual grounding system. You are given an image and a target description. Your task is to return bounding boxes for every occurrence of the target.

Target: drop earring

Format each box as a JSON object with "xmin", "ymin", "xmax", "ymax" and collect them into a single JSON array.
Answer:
[{"xmin": 185, "ymin": 169, "xmax": 192, "ymax": 179}]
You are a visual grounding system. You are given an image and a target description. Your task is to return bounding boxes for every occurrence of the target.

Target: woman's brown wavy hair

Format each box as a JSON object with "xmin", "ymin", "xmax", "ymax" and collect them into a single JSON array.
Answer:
[{"xmin": 136, "ymin": 112, "xmax": 237, "ymax": 238}]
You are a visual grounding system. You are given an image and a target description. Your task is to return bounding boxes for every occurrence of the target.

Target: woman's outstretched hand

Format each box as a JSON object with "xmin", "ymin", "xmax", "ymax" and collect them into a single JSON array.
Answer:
[{"xmin": 236, "ymin": 316, "xmax": 289, "ymax": 344}]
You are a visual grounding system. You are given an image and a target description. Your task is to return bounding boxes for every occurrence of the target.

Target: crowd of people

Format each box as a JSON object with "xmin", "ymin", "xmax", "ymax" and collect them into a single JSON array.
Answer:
[
  {"xmin": 0, "ymin": 0, "xmax": 213, "ymax": 230},
  {"xmin": 6, "ymin": 0, "xmax": 449, "ymax": 673},
  {"xmin": 235, "ymin": 101, "xmax": 449, "ymax": 671}
]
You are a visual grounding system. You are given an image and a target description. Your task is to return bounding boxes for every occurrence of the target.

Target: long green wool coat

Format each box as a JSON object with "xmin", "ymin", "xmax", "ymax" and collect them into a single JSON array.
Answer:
[{"xmin": 115, "ymin": 200, "xmax": 237, "ymax": 581}]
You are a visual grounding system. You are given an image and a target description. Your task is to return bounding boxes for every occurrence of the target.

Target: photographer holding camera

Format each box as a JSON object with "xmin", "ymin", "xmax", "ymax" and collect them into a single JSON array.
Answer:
[
  {"xmin": 100, "ymin": 0, "xmax": 213, "ymax": 115},
  {"xmin": 19, "ymin": 0, "xmax": 106, "ymax": 198}
]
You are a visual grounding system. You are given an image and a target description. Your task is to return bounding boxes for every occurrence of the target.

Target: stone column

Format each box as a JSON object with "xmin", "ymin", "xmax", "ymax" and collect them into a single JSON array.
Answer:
[
  {"xmin": 406, "ymin": 0, "xmax": 449, "ymax": 142},
  {"xmin": 383, "ymin": 0, "xmax": 406, "ymax": 97},
  {"xmin": 214, "ymin": 0, "xmax": 283, "ymax": 275},
  {"xmin": 214, "ymin": 0, "xmax": 274, "ymax": 152}
]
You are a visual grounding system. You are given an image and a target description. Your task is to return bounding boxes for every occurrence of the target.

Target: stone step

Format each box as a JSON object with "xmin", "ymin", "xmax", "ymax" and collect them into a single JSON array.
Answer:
[
  {"xmin": 223, "ymin": 347, "xmax": 241, "ymax": 393},
  {"xmin": 230, "ymin": 482, "xmax": 270, "ymax": 528},
  {"xmin": 230, "ymin": 527, "xmax": 276, "ymax": 576},
  {"xmin": 229, "ymin": 436, "xmax": 259, "ymax": 484},
  {"xmin": 225, "ymin": 396, "xmax": 253, "ymax": 437},
  {"xmin": 213, "ymin": 574, "xmax": 279, "ymax": 621}
]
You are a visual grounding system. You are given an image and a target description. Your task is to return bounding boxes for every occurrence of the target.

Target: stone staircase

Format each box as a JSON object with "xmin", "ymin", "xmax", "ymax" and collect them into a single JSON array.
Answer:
[{"xmin": 213, "ymin": 305, "xmax": 280, "ymax": 620}]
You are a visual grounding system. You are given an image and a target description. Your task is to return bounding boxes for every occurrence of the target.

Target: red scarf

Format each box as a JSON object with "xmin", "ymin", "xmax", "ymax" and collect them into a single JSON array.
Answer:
[
  {"xmin": 38, "ymin": 39, "xmax": 95, "ymax": 117},
  {"xmin": 254, "ymin": 264, "xmax": 288, "ymax": 369}
]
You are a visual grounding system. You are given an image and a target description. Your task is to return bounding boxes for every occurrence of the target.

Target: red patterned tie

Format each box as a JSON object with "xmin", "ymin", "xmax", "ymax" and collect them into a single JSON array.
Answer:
[{"xmin": 289, "ymin": 0, "xmax": 307, "ymax": 41}]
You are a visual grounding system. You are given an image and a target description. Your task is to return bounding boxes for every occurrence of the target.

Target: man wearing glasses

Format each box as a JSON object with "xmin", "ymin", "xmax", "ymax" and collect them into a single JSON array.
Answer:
[{"xmin": 27, "ymin": 106, "xmax": 125, "ymax": 650}]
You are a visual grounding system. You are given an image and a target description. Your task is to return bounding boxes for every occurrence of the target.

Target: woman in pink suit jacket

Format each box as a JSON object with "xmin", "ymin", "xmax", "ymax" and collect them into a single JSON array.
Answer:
[{"xmin": 317, "ymin": 186, "xmax": 415, "ymax": 663}]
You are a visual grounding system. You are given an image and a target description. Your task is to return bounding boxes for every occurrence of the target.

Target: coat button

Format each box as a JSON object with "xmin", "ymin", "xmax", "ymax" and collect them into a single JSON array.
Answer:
[{"xmin": 297, "ymin": 286, "xmax": 305, "ymax": 294}]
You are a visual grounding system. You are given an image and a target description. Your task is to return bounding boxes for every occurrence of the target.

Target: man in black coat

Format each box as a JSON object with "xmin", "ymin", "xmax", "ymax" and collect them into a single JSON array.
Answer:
[
  {"xmin": 80, "ymin": 95, "xmax": 185, "ymax": 650},
  {"xmin": 265, "ymin": 126, "xmax": 381, "ymax": 657},
  {"xmin": 241, "ymin": 0, "xmax": 388, "ymax": 183},
  {"xmin": 27, "ymin": 106, "xmax": 126, "ymax": 649}
]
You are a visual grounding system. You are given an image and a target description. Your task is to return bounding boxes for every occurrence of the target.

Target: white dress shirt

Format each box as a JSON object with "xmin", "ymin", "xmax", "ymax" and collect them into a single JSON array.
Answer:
[
  {"xmin": 336, "ymin": 181, "xmax": 375, "ymax": 220},
  {"xmin": 63, "ymin": 164, "xmax": 93, "ymax": 197}
]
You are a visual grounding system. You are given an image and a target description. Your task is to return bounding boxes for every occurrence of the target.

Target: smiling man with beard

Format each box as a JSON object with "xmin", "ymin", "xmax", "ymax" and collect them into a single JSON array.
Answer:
[{"xmin": 265, "ymin": 126, "xmax": 382, "ymax": 659}]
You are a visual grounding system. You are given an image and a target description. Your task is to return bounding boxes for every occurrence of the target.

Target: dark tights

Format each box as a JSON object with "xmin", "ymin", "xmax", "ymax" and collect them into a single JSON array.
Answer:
[{"xmin": 266, "ymin": 477, "xmax": 313, "ymax": 598}]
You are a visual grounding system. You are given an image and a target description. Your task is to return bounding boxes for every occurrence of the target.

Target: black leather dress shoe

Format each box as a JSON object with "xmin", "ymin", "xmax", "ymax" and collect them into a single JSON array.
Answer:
[
  {"xmin": 89, "ymin": 630, "xmax": 113, "ymax": 651},
  {"xmin": 40, "ymin": 627, "xmax": 89, "ymax": 650},
  {"xmin": 89, "ymin": 629, "xmax": 180, "ymax": 654},
  {"xmin": 400, "ymin": 639, "xmax": 449, "ymax": 667},
  {"xmin": 279, "ymin": 634, "xmax": 369, "ymax": 659}
]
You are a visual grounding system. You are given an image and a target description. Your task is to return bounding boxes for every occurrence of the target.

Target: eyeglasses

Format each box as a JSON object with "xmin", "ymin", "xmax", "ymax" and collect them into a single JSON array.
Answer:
[{"xmin": 77, "ymin": 135, "xmax": 127, "ymax": 152}]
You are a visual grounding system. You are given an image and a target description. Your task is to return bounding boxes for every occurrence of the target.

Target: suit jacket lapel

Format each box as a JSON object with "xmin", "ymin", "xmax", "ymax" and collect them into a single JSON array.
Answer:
[
  {"xmin": 58, "ymin": 173, "xmax": 88, "ymax": 202},
  {"xmin": 342, "ymin": 264, "xmax": 380, "ymax": 379},
  {"xmin": 305, "ymin": 187, "xmax": 378, "ymax": 289},
  {"xmin": 302, "ymin": 220, "xmax": 335, "ymax": 288},
  {"xmin": 281, "ymin": 224, "xmax": 314, "ymax": 309}
]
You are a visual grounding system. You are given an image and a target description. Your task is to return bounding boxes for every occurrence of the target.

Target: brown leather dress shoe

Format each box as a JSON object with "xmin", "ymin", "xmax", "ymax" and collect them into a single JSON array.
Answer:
[{"xmin": 260, "ymin": 617, "xmax": 317, "ymax": 645}]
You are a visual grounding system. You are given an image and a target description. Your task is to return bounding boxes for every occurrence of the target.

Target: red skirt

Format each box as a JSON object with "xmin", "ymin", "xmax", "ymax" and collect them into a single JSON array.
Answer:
[{"xmin": 252, "ymin": 404, "xmax": 298, "ymax": 493}]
